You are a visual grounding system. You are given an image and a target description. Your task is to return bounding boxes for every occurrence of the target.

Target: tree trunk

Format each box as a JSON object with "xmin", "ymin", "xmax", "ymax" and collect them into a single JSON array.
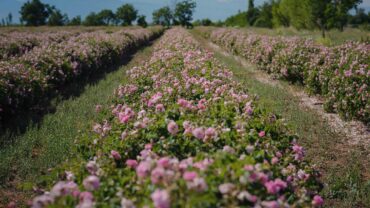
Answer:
[
  {"xmin": 322, "ymin": 29, "xmax": 326, "ymax": 38},
  {"xmin": 339, "ymin": 24, "xmax": 344, "ymax": 32},
  {"xmin": 321, "ymin": 24, "xmax": 326, "ymax": 38}
]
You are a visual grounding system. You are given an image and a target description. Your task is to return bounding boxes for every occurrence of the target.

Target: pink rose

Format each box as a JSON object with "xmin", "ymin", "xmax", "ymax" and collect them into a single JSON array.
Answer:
[
  {"xmin": 312, "ymin": 195, "xmax": 324, "ymax": 207},
  {"xmin": 83, "ymin": 176, "xmax": 100, "ymax": 191},
  {"xmin": 264, "ymin": 179, "xmax": 287, "ymax": 194},
  {"xmin": 183, "ymin": 171, "xmax": 198, "ymax": 181},
  {"xmin": 156, "ymin": 104, "xmax": 165, "ymax": 112},
  {"xmin": 157, "ymin": 157, "xmax": 170, "ymax": 168},
  {"xmin": 136, "ymin": 161, "xmax": 152, "ymax": 178},
  {"xmin": 126, "ymin": 159, "xmax": 138, "ymax": 168},
  {"xmin": 111, "ymin": 150, "xmax": 121, "ymax": 160},
  {"xmin": 151, "ymin": 189, "xmax": 170, "ymax": 208},
  {"xmin": 167, "ymin": 121, "xmax": 179, "ymax": 136},
  {"xmin": 192, "ymin": 127, "xmax": 205, "ymax": 140}
]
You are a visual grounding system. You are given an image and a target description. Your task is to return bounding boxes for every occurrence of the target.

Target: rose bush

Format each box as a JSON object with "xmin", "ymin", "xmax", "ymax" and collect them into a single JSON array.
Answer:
[
  {"xmin": 0, "ymin": 31, "xmax": 79, "ymax": 60},
  {"xmin": 0, "ymin": 27, "xmax": 164, "ymax": 124},
  {"xmin": 31, "ymin": 28, "xmax": 323, "ymax": 208},
  {"xmin": 207, "ymin": 28, "xmax": 369, "ymax": 123}
]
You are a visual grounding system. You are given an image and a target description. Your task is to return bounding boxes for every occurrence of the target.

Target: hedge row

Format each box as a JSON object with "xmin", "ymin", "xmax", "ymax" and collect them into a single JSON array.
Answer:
[
  {"xmin": 30, "ymin": 28, "xmax": 323, "ymax": 208},
  {"xmin": 207, "ymin": 28, "xmax": 369, "ymax": 124},
  {"xmin": 0, "ymin": 27, "xmax": 164, "ymax": 125},
  {"xmin": 0, "ymin": 31, "xmax": 81, "ymax": 60}
]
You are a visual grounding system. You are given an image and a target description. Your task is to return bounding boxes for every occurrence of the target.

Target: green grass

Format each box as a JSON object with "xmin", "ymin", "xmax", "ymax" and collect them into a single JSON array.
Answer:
[
  {"xmin": 190, "ymin": 29, "xmax": 370, "ymax": 208},
  {"xmin": 0, "ymin": 41, "xmax": 157, "ymax": 205},
  {"xmin": 196, "ymin": 26, "xmax": 370, "ymax": 46},
  {"xmin": 244, "ymin": 27, "xmax": 369, "ymax": 45}
]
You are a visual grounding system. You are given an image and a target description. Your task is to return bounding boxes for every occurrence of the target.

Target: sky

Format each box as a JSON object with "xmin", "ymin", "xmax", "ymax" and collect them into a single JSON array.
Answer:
[{"xmin": 0, "ymin": 0, "xmax": 370, "ymax": 23}]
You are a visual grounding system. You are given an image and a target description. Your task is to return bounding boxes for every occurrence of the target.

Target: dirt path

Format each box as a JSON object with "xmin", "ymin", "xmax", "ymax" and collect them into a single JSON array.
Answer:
[{"xmin": 208, "ymin": 42, "xmax": 370, "ymax": 149}]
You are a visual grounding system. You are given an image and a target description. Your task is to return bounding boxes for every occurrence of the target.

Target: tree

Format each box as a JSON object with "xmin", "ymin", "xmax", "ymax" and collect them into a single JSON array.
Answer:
[
  {"xmin": 193, "ymin": 18, "xmax": 213, "ymax": 26},
  {"xmin": 277, "ymin": 0, "xmax": 313, "ymax": 29},
  {"xmin": 224, "ymin": 12, "xmax": 248, "ymax": 27},
  {"xmin": 137, "ymin": 15, "xmax": 148, "ymax": 28},
  {"xmin": 332, "ymin": 0, "xmax": 363, "ymax": 31},
  {"xmin": 48, "ymin": 8, "xmax": 68, "ymax": 26},
  {"xmin": 308, "ymin": 0, "xmax": 337, "ymax": 38},
  {"xmin": 254, "ymin": 2, "xmax": 273, "ymax": 28},
  {"xmin": 69, "ymin": 16, "xmax": 82, "ymax": 26},
  {"xmin": 272, "ymin": 0, "xmax": 290, "ymax": 27},
  {"xmin": 5, "ymin": 13, "xmax": 13, "ymax": 26},
  {"xmin": 349, "ymin": 8, "xmax": 369, "ymax": 26},
  {"xmin": 83, "ymin": 12, "xmax": 103, "ymax": 26},
  {"xmin": 246, "ymin": 0, "xmax": 259, "ymax": 26},
  {"xmin": 200, "ymin": 18, "xmax": 213, "ymax": 26},
  {"xmin": 174, "ymin": 0, "xmax": 196, "ymax": 28},
  {"xmin": 152, "ymin": 6, "xmax": 173, "ymax": 27},
  {"xmin": 116, "ymin": 4, "xmax": 138, "ymax": 26},
  {"xmin": 19, "ymin": 0, "xmax": 50, "ymax": 26},
  {"xmin": 98, "ymin": 9, "xmax": 116, "ymax": 25}
]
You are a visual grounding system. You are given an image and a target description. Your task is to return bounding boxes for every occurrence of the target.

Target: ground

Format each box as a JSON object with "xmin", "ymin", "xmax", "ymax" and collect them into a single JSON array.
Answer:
[{"xmin": 0, "ymin": 27, "xmax": 369, "ymax": 207}]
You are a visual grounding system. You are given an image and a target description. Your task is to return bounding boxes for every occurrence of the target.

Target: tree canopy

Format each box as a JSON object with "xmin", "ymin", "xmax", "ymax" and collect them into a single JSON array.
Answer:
[
  {"xmin": 116, "ymin": 4, "xmax": 138, "ymax": 26},
  {"xmin": 137, "ymin": 15, "xmax": 148, "ymax": 28},
  {"xmin": 223, "ymin": 0, "xmax": 367, "ymax": 36},
  {"xmin": 83, "ymin": 12, "xmax": 104, "ymax": 26},
  {"xmin": 98, "ymin": 9, "xmax": 116, "ymax": 25},
  {"xmin": 246, "ymin": 0, "xmax": 260, "ymax": 26},
  {"xmin": 68, "ymin": 16, "xmax": 82, "ymax": 26},
  {"xmin": 48, "ymin": 8, "xmax": 68, "ymax": 26},
  {"xmin": 174, "ymin": 0, "xmax": 197, "ymax": 28},
  {"xmin": 20, "ymin": 0, "xmax": 50, "ymax": 26},
  {"xmin": 10, "ymin": 0, "xmax": 368, "ymax": 32},
  {"xmin": 153, "ymin": 6, "xmax": 173, "ymax": 27}
]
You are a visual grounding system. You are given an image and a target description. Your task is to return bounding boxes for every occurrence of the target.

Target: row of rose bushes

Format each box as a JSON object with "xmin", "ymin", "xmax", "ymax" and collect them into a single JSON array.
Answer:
[
  {"xmin": 204, "ymin": 28, "xmax": 369, "ymax": 124},
  {"xmin": 0, "ymin": 31, "xmax": 80, "ymax": 60},
  {"xmin": 30, "ymin": 28, "xmax": 323, "ymax": 208},
  {"xmin": 0, "ymin": 27, "xmax": 164, "ymax": 125}
]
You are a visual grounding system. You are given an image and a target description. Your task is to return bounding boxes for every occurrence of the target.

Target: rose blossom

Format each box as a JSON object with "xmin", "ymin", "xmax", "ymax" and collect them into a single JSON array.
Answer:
[
  {"xmin": 167, "ymin": 121, "xmax": 179, "ymax": 135},
  {"xmin": 111, "ymin": 150, "xmax": 121, "ymax": 160},
  {"xmin": 187, "ymin": 177, "xmax": 208, "ymax": 192},
  {"xmin": 126, "ymin": 159, "xmax": 138, "ymax": 169},
  {"xmin": 136, "ymin": 161, "xmax": 152, "ymax": 178},
  {"xmin": 151, "ymin": 189, "xmax": 170, "ymax": 208},
  {"xmin": 121, "ymin": 197, "xmax": 136, "ymax": 208},
  {"xmin": 218, "ymin": 183, "xmax": 235, "ymax": 194},
  {"xmin": 192, "ymin": 127, "xmax": 205, "ymax": 140},
  {"xmin": 183, "ymin": 171, "xmax": 198, "ymax": 181},
  {"xmin": 205, "ymin": 127, "xmax": 216, "ymax": 139},
  {"xmin": 83, "ymin": 176, "xmax": 100, "ymax": 191},
  {"xmin": 312, "ymin": 195, "xmax": 324, "ymax": 207},
  {"xmin": 151, "ymin": 167, "xmax": 166, "ymax": 184},
  {"xmin": 157, "ymin": 157, "xmax": 170, "ymax": 168},
  {"xmin": 264, "ymin": 179, "xmax": 287, "ymax": 194},
  {"xmin": 156, "ymin": 104, "xmax": 165, "ymax": 112}
]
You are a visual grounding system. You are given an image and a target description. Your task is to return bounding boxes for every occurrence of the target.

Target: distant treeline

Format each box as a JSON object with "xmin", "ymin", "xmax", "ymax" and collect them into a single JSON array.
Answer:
[
  {"xmin": 214, "ymin": 0, "xmax": 370, "ymax": 37},
  {"xmin": 2, "ymin": 0, "xmax": 369, "ymax": 35},
  {"xmin": 0, "ymin": 0, "xmax": 197, "ymax": 28}
]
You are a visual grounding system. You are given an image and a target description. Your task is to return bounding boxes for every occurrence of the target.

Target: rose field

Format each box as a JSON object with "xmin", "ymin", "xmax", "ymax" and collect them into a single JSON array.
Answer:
[
  {"xmin": 0, "ymin": 26, "xmax": 369, "ymax": 208},
  {"xmin": 0, "ymin": 27, "xmax": 164, "ymax": 128},
  {"xmin": 197, "ymin": 28, "xmax": 369, "ymax": 123},
  {"xmin": 28, "ymin": 27, "xmax": 324, "ymax": 207}
]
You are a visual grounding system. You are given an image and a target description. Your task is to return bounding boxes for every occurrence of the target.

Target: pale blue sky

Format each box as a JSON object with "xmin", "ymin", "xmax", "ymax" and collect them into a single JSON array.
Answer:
[{"xmin": 0, "ymin": 0, "xmax": 369, "ymax": 23}]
